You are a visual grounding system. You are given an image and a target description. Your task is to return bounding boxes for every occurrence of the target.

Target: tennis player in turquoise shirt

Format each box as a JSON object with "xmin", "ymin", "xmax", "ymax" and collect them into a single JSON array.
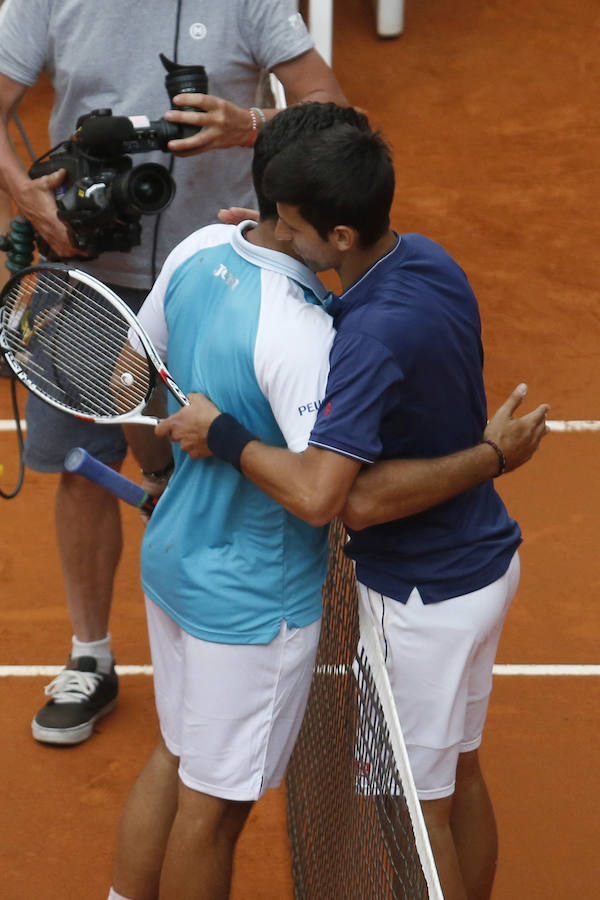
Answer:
[{"xmin": 108, "ymin": 104, "xmax": 365, "ymax": 900}]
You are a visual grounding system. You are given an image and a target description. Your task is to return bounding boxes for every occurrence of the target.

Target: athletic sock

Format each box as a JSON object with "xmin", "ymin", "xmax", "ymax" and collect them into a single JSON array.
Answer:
[
  {"xmin": 71, "ymin": 633, "xmax": 114, "ymax": 674},
  {"xmin": 108, "ymin": 888, "xmax": 132, "ymax": 900}
]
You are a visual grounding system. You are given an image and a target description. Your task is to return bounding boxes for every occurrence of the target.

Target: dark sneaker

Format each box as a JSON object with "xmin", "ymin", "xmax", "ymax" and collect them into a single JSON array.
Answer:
[{"xmin": 32, "ymin": 656, "xmax": 118, "ymax": 745}]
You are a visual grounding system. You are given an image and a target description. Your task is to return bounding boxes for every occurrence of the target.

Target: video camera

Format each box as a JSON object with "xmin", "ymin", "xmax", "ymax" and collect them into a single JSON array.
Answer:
[{"xmin": 27, "ymin": 54, "xmax": 208, "ymax": 259}]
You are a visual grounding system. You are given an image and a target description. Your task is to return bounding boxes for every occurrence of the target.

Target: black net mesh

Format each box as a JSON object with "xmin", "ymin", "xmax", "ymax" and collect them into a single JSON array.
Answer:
[{"xmin": 286, "ymin": 518, "xmax": 432, "ymax": 900}]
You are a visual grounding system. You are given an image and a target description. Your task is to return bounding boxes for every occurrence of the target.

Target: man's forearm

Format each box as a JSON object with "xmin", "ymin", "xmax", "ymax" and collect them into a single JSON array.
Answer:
[
  {"xmin": 343, "ymin": 384, "xmax": 551, "ymax": 529},
  {"xmin": 123, "ymin": 392, "xmax": 173, "ymax": 475},
  {"xmin": 240, "ymin": 440, "xmax": 362, "ymax": 527},
  {"xmin": 0, "ymin": 125, "xmax": 31, "ymax": 200},
  {"xmin": 342, "ymin": 442, "xmax": 499, "ymax": 530}
]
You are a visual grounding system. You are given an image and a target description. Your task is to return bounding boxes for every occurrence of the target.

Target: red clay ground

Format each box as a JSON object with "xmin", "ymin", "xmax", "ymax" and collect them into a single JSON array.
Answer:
[{"xmin": 2, "ymin": 1, "xmax": 600, "ymax": 897}]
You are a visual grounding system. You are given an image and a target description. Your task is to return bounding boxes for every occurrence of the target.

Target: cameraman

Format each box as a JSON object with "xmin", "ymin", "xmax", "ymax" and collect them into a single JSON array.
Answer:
[{"xmin": 0, "ymin": 0, "xmax": 346, "ymax": 746}]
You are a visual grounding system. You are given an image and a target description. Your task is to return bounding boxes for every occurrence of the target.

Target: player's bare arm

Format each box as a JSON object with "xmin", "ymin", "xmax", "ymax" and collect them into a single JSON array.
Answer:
[
  {"xmin": 342, "ymin": 383, "xmax": 550, "ymax": 529},
  {"xmin": 158, "ymin": 384, "xmax": 549, "ymax": 530},
  {"xmin": 122, "ymin": 391, "xmax": 173, "ymax": 478},
  {"xmin": 155, "ymin": 392, "xmax": 362, "ymax": 526}
]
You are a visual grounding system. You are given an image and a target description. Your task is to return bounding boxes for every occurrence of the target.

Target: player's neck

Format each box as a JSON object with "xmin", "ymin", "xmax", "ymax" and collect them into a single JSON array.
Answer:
[
  {"xmin": 244, "ymin": 219, "xmax": 296, "ymax": 259},
  {"xmin": 338, "ymin": 230, "xmax": 397, "ymax": 291}
]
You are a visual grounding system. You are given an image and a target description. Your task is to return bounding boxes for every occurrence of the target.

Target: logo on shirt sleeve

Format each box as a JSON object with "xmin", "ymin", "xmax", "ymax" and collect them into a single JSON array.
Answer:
[
  {"xmin": 297, "ymin": 400, "xmax": 333, "ymax": 417},
  {"xmin": 298, "ymin": 400, "xmax": 321, "ymax": 417}
]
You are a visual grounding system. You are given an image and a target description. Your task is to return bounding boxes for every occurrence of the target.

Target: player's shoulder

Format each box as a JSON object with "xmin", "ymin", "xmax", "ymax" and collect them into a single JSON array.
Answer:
[
  {"xmin": 163, "ymin": 223, "xmax": 235, "ymax": 271},
  {"xmin": 177, "ymin": 223, "xmax": 235, "ymax": 255},
  {"xmin": 401, "ymin": 232, "xmax": 468, "ymax": 278},
  {"xmin": 260, "ymin": 269, "xmax": 332, "ymax": 329}
]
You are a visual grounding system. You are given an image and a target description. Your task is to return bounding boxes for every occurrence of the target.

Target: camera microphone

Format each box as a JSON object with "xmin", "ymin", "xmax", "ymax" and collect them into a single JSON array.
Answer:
[{"xmin": 77, "ymin": 114, "xmax": 137, "ymax": 150}]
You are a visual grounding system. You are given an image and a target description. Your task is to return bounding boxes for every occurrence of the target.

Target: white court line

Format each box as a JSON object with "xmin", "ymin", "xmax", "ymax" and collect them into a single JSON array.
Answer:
[
  {"xmin": 2, "ymin": 419, "xmax": 600, "ymax": 433},
  {"xmin": 546, "ymin": 420, "xmax": 600, "ymax": 432},
  {"xmin": 313, "ymin": 664, "xmax": 600, "ymax": 677},
  {"xmin": 0, "ymin": 419, "xmax": 27, "ymax": 432},
  {"xmin": 0, "ymin": 665, "xmax": 154, "ymax": 677},
  {"xmin": 0, "ymin": 664, "xmax": 598, "ymax": 677}
]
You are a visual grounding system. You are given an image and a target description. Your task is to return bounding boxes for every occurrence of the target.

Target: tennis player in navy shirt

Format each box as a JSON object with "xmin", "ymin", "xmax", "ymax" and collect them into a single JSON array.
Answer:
[{"xmin": 157, "ymin": 107, "xmax": 550, "ymax": 900}]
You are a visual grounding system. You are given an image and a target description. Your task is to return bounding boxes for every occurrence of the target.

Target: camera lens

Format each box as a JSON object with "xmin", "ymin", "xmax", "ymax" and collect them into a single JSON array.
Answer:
[
  {"xmin": 163, "ymin": 60, "xmax": 208, "ymax": 107},
  {"xmin": 115, "ymin": 163, "xmax": 176, "ymax": 215}
]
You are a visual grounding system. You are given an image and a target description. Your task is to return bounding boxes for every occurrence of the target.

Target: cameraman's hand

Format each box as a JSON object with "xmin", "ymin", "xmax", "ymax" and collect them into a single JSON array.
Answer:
[
  {"xmin": 164, "ymin": 93, "xmax": 262, "ymax": 156},
  {"xmin": 16, "ymin": 168, "xmax": 85, "ymax": 259}
]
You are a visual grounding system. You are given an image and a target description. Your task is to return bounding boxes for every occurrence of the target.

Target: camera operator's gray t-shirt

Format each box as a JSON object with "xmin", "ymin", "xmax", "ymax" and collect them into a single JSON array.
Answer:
[{"xmin": 0, "ymin": 0, "xmax": 313, "ymax": 289}]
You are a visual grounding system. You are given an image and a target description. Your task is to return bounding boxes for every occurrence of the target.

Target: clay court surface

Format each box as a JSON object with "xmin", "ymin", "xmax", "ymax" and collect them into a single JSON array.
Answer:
[{"xmin": 1, "ymin": 1, "xmax": 599, "ymax": 897}]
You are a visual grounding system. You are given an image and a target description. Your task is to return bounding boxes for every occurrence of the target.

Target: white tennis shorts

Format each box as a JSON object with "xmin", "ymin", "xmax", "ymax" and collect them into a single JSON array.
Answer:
[
  {"xmin": 145, "ymin": 597, "xmax": 321, "ymax": 801},
  {"xmin": 357, "ymin": 551, "xmax": 520, "ymax": 800}
]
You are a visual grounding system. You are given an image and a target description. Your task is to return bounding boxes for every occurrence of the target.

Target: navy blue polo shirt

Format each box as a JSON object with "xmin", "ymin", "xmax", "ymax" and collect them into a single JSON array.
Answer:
[{"xmin": 309, "ymin": 233, "xmax": 521, "ymax": 603}]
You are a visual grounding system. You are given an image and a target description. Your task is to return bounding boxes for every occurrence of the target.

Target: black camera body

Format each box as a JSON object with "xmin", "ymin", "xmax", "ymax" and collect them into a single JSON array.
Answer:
[{"xmin": 28, "ymin": 54, "xmax": 208, "ymax": 259}]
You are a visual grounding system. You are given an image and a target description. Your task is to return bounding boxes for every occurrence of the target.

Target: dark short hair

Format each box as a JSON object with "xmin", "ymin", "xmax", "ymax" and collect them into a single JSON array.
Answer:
[
  {"xmin": 252, "ymin": 102, "xmax": 372, "ymax": 220},
  {"xmin": 262, "ymin": 122, "xmax": 394, "ymax": 247}
]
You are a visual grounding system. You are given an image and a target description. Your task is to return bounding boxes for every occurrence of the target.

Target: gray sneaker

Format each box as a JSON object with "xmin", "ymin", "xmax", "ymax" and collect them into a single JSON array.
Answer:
[{"xmin": 32, "ymin": 656, "xmax": 118, "ymax": 745}]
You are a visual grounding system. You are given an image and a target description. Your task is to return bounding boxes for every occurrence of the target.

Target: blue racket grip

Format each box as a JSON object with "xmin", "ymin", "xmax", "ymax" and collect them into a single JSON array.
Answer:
[{"xmin": 64, "ymin": 447, "xmax": 157, "ymax": 516}]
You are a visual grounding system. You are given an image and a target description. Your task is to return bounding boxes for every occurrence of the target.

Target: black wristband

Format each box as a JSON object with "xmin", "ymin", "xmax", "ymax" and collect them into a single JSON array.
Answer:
[
  {"xmin": 207, "ymin": 413, "xmax": 256, "ymax": 471},
  {"xmin": 482, "ymin": 439, "xmax": 506, "ymax": 476}
]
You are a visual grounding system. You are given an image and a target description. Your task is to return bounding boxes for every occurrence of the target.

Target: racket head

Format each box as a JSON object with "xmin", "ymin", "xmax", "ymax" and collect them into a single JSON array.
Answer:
[{"xmin": 0, "ymin": 263, "xmax": 175, "ymax": 424}]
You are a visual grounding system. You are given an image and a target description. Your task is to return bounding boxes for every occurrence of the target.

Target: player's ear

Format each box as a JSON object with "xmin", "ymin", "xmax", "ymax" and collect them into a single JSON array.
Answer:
[{"xmin": 330, "ymin": 224, "xmax": 357, "ymax": 251}]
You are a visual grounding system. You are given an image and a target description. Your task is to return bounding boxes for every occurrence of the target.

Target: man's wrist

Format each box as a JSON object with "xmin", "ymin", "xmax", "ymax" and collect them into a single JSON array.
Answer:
[
  {"xmin": 481, "ymin": 439, "xmax": 506, "ymax": 476},
  {"xmin": 141, "ymin": 458, "xmax": 175, "ymax": 482},
  {"xmin": 207, "ymin": 413, "xmax": 257, "ymax": 471}
]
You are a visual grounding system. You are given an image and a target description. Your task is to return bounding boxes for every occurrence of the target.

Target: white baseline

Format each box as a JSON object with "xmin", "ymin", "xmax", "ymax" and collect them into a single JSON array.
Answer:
[{"xmin": 0, "ymin": 664, "xmax": 599, "ymax": 677}]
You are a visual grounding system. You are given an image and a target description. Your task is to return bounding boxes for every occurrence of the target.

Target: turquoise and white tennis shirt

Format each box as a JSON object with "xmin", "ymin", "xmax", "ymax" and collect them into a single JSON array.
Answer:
[{"xmin": 133, "ymin": 222, "xmax": 335, "ymax": 645}]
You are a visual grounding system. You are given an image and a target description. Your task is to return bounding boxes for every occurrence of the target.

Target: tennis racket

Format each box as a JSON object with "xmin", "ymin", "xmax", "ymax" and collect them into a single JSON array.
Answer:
[
  {"xmin": 64, "ymin": 447, "xmax": 157, "ymax": 517},
  {"xmin": 0, "ymin": 262, "xmax": 188, "ymax": 425}
]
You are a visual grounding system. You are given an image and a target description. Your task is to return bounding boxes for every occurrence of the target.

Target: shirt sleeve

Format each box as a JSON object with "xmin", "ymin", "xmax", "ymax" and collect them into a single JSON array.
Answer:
[
  {"xmin": 309, "ymin": 331, "xmax": 405, "ymax": 463},
  {"xmin": 0, "ymin": 0, "xmax": 49, "ymax": 85},
  {"xmin": 242, "ymin": 0, "xmax": 314, "ymax": 70},
  {"xmin": 254, "ymin": 271, "xmax": 335, "ymax": 452}
]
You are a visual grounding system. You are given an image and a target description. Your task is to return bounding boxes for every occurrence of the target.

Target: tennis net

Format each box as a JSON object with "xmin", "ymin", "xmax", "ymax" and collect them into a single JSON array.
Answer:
[{"xmin": 286, "ymin": 518, "xmax": 443, "ymax": 899}]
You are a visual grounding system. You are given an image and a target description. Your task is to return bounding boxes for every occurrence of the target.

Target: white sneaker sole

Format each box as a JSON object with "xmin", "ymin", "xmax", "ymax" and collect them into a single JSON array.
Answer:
[{"xmin": 31, "ymin": 698, "xmax": 117, "ymax": 745}]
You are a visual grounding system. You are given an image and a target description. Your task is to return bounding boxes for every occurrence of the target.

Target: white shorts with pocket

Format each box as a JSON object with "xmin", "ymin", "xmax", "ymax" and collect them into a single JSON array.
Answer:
[
  {"xmin": 145, "ymin": 596, "xmax": 321, "ymax": 801},
  {"xmin": 356, "ymin": 551, "xmax": 520, "ymax": 801}
]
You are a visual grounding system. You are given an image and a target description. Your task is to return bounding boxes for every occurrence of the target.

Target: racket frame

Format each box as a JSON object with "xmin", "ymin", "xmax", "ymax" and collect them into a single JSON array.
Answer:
[{"xmin": 0, "ymin": 263, "xmax": 189, "ymax": 425}]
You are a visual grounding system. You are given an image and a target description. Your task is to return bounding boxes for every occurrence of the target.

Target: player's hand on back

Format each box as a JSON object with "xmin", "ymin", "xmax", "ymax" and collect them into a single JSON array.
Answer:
[
  {"xmin": 218, "ymin": 206, "xmax": 259, "ymax": 225},
  {"xmin": 484, "ymin": 383, "xmax": 550, "ymax": 474},
  {"xmin": 155, "ymin": 392, "xmax": 221, "ymax": 458}
]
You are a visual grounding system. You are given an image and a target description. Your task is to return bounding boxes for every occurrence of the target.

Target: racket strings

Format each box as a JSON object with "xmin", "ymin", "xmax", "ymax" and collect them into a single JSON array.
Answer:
[
  {"xmin": 2, "ymin": 270, "xmax": 153, "ymax": 418},
  {"xmin": 36, "ymin": 274, "xmax": 151, "ymax": 402},
  {"xmin": 2, "ymin": 283, "xmax": 144, "ymax": 415},
  {"xmin": 5, "ymin": 289, "xmax": 145, "ymax": 404}
]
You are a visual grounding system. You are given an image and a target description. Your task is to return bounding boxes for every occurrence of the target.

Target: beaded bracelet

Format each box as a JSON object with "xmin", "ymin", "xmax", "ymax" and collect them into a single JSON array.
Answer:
[
  {"xmin": 250, "ymin": 106, "xmax": 267, "ymax": 128},
  {"xmin": 482, "ymin": 439, "xmax": 506, "ymax": 476},
  {"xmin": 243, "ymin": 107, "xmax": 260, "ymax": 147}
]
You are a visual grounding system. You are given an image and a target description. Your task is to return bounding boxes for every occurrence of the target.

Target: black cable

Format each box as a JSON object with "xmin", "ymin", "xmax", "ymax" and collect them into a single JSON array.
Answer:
[
  {"xmin": 0, "ymin": 370, "xmax": 26, "ymax": 499},
  {"xmin": 150, "ymin": 0, "xmax": 183, "ymax": 283},
  {"xmin": 13, "ymin": 113, "xmax": 38, "ymax": 163}
]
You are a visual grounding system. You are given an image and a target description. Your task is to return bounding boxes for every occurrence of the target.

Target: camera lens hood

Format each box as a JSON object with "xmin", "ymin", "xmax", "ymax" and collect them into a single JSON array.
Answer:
[{"xmin": 159, "ymin": 53, "xmax": 208, "ymax": 102}]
